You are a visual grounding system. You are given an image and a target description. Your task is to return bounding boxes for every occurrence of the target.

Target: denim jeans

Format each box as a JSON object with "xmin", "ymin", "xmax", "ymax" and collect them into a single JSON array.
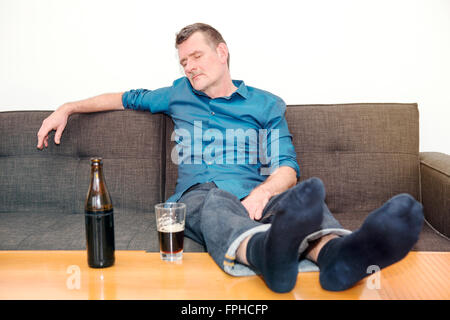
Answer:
[{"xmin": 177, "ymin": 181, "xmax": 351, "ymax": 276}]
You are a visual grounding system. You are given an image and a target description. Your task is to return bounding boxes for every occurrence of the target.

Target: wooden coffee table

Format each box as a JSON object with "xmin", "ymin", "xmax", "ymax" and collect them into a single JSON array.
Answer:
[{"xmin": 0, "ymin": 251, "xmax": 448, "ymax": 300}]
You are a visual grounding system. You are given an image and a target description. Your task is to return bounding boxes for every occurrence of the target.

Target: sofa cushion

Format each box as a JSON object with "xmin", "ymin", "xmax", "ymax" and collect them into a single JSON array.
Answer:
[
  {"xmin": 333, "ymin": 211, "xmax": 450, "ymax": 251},
  {"xmin": 0, "ymin": 210, "xmax": 205, "ymax": 251},
  {"xmin": 285, "ymin": 103, "xmax": 420, "ymax": 214},
  {"xmin": 0, "ymin": 110, "xmax": 199, "ymax": 251},
  {"xmin": 165, "ymin": 103, "xmax": 420, "ymax": 213},
  {"xmin": 0, "ymin": 110, "xmax": 165, "ymax": 214}
]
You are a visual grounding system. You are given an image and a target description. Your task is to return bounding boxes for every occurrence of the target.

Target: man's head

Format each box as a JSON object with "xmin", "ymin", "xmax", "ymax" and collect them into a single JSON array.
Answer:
[
  {"xmin": 175, "ymin": 23, "xmax": 232, "ymax": 97},
  {"xmin": 176, "ymin": 23, "xmax": 230, "ymax": 67}
]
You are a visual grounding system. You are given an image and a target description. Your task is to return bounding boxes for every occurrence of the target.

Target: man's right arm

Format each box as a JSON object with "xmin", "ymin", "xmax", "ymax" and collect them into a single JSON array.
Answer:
[{"xmin": 37, "ymin": 92, "xmax": 124, "ymax": 149}]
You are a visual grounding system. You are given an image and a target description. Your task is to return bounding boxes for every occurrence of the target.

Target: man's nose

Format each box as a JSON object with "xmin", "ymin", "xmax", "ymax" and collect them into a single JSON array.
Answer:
[{"xmin": 185, "ymin": 60, "xmax": 197, "ymax": 74}]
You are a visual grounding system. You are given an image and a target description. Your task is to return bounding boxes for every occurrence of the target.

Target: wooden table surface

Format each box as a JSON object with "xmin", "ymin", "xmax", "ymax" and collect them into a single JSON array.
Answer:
[{"xmin": 0, "ymin": 251, "xmax": 448, "ymax": 300}]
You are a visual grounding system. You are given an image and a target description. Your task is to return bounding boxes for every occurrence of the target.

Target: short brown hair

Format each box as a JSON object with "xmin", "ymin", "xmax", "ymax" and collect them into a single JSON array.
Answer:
[{"xmin": 175, "ymin": 23, "xmax": 230, "ymax": 67}]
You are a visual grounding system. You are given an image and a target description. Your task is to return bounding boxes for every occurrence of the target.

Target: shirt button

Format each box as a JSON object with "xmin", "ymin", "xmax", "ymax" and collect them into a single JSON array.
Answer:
[{"xmin": 211, "ymin": 111, "xmax": 215, "ymax": 116}]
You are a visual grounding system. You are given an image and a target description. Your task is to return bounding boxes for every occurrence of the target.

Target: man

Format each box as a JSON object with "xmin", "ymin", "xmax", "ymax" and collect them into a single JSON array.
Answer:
[{"xmin": 37, "ymin": 23, "xmax": 424, "ymax": 293}]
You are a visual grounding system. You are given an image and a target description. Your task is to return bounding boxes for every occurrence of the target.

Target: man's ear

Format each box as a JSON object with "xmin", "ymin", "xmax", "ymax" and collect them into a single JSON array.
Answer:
[{"xmin": 216, "ymin": 43, "xmax": 229, "ymax": 65}]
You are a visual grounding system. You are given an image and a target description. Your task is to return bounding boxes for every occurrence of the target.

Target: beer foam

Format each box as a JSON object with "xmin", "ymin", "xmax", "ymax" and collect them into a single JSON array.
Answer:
[{"xmin": 158, "ymin": 223, "xmax": 184, "ymax": 233}]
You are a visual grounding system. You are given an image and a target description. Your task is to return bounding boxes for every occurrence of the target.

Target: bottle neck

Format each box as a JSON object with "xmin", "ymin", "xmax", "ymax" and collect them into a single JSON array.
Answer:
[
  {"xmin": 90, "ymin": 164, "xmax": 103, "ymax": 192},
  {"xmin": 86, "ymin": 162, "xmax": 113, "ymax": 212}
]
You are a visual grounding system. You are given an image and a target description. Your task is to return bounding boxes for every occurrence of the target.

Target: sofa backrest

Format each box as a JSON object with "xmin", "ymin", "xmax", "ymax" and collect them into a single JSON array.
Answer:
[
  {"xmin": 165, "ymin": 103, "xmax": 420, "ymax": 215},
  {"xmin": 0, "ymin": 110, "xmax": 165, "ymax": 215},
  {"xmin": 287, "ymin": 103, "xmax": 419, "ymax": 214},
  {"xmin": 0, "ymin": 103, "xmax": 420, "ymax": 217}
]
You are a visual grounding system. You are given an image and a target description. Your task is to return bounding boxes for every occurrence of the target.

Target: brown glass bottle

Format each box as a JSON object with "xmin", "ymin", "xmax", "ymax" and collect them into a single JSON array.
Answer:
[{"xmin": 85, "ymin": 157, "xmax": 115, "ymax": 268}]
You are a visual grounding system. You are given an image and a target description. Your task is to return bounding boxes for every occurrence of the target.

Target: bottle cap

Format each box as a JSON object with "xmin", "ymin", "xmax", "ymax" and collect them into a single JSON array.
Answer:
[{"xmin": 90, "ymin": 157, "xmax": 103, "ymax": 164}]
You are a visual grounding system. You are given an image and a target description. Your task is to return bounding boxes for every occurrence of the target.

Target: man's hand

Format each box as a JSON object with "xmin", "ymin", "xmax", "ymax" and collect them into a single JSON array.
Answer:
[
  {"xmin": 241, "ymin": 187, "xmax": 272, "ymax": 221},
  {"xmin": 36, "ymin": 93, "xmax": 125, "ymax": 150},
  {"xmin": 241, "ymin": 166, "xmax": 298, "ymax": 220},
  {"xmin": 36, "ymin": 104, "xmax": 70, "ymax": 149}
]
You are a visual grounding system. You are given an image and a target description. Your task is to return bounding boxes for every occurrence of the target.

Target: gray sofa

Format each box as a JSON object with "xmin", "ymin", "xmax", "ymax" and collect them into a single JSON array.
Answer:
[{"xmin": 1, "ymin": 103, "xmax": 449, "ymax": 252}]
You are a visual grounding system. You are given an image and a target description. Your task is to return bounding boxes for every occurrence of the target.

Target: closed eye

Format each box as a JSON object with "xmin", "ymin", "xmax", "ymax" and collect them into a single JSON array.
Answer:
[{"xmin": 179, "ymin": 50, "xmax": 203, "ymax": 67}]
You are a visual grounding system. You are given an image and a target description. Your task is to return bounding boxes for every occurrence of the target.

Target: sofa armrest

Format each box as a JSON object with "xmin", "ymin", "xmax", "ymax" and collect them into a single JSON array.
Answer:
[{"xmin": 420, "ymin": 152, "xmax": 450, "ymax": 238}]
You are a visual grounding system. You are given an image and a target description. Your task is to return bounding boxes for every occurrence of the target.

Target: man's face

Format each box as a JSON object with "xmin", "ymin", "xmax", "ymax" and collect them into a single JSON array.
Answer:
[{"xmin": 177, "ymin": 32, "xmax": 228, "ymax": 95}]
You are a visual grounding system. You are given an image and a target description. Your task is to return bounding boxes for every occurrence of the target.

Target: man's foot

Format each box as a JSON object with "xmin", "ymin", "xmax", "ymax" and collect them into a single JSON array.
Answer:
[
  {"xmin": 246, "ymin": 178, "xmax": 325, "ymax": 293},
  {"xmin": 317, "ymin": 193, "xmax": 424, "ymax": 291}
]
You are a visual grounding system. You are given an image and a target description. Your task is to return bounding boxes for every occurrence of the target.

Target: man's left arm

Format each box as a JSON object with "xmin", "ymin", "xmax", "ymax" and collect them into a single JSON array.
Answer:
[
  {"xmin": 241, "ymin": 97, "xmax": 300, "ymax": 220},
  {"xmin": 241, "ymin": 166, "xmax": 297, "ymax": 220}
]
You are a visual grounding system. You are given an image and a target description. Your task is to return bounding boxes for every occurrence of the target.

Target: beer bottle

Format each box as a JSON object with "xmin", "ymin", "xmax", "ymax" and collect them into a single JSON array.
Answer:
[{"xmin": 85, "ymin": 157, "xmax": 115, "ymax": 268}]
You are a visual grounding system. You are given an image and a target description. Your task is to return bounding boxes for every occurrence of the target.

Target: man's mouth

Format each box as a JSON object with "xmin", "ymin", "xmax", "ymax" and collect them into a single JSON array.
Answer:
[{"xmin": 191, "ymin": 74, "xmax": 203, "ymax": 81}]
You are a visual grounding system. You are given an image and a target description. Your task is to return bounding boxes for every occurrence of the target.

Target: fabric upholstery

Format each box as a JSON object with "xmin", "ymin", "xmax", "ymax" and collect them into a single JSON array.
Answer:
[
  {"xmin": 420, "ymin": 152, "xmax": 450, "ymax": 237},
  {"xmin": 285, "ymin": 104, "xmax": 420, "ymax": 214},
  {"xmin": 0, "ymin": 104, "xmax": 448, "ymax": 252},
  {"xmin": 1, "ymin": 110, "xmax": 164, "ymax": 214}
]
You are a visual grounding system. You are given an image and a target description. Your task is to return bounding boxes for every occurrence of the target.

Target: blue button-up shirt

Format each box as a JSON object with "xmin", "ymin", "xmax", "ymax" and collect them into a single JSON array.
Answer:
[{"xmin": 122, "ymin": 77, "xmax": 300, "ymax": 202}]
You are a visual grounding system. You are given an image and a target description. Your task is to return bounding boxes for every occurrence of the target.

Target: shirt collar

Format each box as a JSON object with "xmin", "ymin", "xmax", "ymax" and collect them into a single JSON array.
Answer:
[
  {"xmin": 189, "ymin": 77, "xmax": 248, "ymax": 100},
  {"xmin": 232, "ymin": 80, "xmax": 248, "ymax": 99}
]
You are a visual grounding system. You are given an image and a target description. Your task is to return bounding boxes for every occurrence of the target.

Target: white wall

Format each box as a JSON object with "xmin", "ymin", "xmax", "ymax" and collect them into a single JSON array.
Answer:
[{"xmin": 1, "ymin": 0, "xmax": 449, "ymax": 153}]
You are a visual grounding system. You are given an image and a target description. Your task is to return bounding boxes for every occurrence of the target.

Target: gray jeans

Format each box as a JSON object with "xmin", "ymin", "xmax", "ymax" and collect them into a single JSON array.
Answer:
[{"xmin": 177, "ymin": 181, "xmax": 351, "ymax": 276}]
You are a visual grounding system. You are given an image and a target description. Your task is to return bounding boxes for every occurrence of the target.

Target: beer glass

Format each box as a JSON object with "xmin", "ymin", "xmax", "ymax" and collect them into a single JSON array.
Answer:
[{"xmin": 155, "ymin": 202, "xmax": 186, "ymax": 261}]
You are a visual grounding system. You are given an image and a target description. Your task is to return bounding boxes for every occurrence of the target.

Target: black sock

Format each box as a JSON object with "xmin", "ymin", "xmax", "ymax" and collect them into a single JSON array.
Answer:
[
  {"xmin": 246, "ymin": 178, "xmax": 325, "ymax": 293},
  {"xmin": 317, "ymin": 193, "xmax": 424, "ymax": 291}
]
